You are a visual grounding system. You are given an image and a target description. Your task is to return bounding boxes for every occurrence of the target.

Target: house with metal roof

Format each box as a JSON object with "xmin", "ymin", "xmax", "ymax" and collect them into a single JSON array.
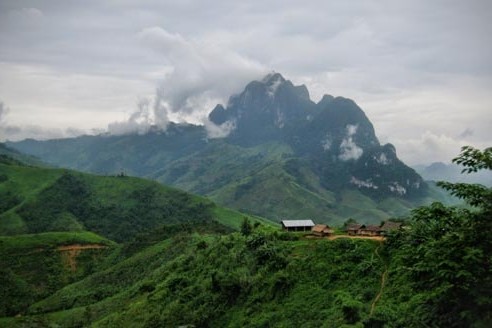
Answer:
[{"xmin": 281, "ymin": 220, "xmax": 315, "ymax": 232}]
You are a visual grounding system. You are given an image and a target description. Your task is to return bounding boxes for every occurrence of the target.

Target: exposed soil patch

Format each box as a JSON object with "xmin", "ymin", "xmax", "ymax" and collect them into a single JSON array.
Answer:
[
  {"xmin": 370, "ymin": 244, "xmax": 388, "ymax": 316},
  {"xmin": 58, "ymin": 244, "xmax": 108, "ymax": 272}
]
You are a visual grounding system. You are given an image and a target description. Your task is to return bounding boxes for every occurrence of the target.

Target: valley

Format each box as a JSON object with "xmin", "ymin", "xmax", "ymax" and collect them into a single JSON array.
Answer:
[
  {"xmin": 0, "ymin": 74, "xmax": 489, "ymax": 327},
  {"xmin": 7, "ymin": 74, "xmax": 456, "ymax": 225},
  {"xmin": 1, "ymin": 1, "xmax": 490, "ymax": 325},
  {"xmin": 0, "ymin": 144, "xmax": 490, "ymax": 327}
]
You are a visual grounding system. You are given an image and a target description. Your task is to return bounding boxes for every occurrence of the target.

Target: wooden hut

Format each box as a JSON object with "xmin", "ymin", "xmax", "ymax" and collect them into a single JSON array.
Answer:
[
  {"xmin": 346, "ymin": 223, "xmax": 364, "ymax": 236},
  {"xmin": 359, "ymin": 225, "xmax": 382, "ymax": 236},
  {"xmin": 311, "ymin": 224, "xmax": 334, "ymax": 237}
]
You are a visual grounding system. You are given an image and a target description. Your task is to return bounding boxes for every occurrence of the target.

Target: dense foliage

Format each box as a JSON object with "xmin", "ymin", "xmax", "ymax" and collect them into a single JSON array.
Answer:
[
  {"xmin": 0, "ymin": 157, "xmax": 266, "ymax": 322},
  {"xmin": 0, "ymin": 160, "xmax": 257, "ymax": 241},
  {"xmin": 1, "ymin": 147, "xmax": 490, "ymax": 327},
  {"xmin": 3, "ymin": 231, "xmax": 385, "ymax": 327},
  {"xmin": 0, "ymin": 232, "xmax": 114, "ymax": 317},
  {"xmin": 15, "ymin": 172, "xmax": 215, "ymax": 242},
  {"xmin": 374, "ymin": 146, "xmax": 492, "ymax": 327}
]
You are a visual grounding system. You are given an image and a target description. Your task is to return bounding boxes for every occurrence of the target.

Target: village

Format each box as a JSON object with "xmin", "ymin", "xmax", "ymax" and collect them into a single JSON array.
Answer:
[{"xmin": 280, "ymin": 219, "xmax": 403, "ymax": 239}]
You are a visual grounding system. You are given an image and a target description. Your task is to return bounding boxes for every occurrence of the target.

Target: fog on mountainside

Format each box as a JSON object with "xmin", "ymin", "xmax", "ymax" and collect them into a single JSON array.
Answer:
[
  {"xmin": 414, "ymin": 161, "xmax": 492, "ymax": 187},
  {"xmin": 6, "ymin": 73, "xmax": 457, "ymax": 224}
]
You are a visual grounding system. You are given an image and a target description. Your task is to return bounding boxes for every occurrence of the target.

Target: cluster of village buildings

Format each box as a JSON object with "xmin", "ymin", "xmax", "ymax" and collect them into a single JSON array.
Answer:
[{"xmin": 280, "ymin": 220, "xmax": 403, "ymax": 237}]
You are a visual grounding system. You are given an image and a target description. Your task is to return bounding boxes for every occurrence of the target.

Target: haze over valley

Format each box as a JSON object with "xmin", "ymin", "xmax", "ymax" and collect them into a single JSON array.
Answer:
[{"xmin": 0, "ymin": 1, "xmax": 491, "ymax": 327}]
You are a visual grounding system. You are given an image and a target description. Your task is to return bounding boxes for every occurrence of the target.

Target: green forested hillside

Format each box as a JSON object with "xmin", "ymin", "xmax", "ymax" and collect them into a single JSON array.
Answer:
[
  {"xmin": 0, "ymin": 155, "xmax": 270, "ymax": 319},
  {"xmin": 8, "ymin": 136, "xmax": 456, "ymax": 226},
  {"xmin": 0, "ymin": 231, "xmax": 115, "ymax": 317},
  {"xmin": 0, "ymin": 143, "xmax": 44, "ymax": 167},
  {"xmin": 4, "ymin": 231, "xmax": 386, "ymax": 327},
  {"xmin": 0, "ymin": 157, "xmax": 271, "ymax": 239},
  {"xmin": 1, "ymin": 147, "xmax": 489, "ymax": 327},
  {"xmin": 3, "ymin": 216, "xmax": 490, "ymax": 327}
]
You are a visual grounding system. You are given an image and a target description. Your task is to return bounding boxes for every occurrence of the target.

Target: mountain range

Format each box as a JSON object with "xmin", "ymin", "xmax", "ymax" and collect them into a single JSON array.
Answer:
[
  {"xmin": 1, "ymin": 74, "xmax": 488, "ymax": 327},
  {"xmin": 413, "ymin": 161, "xmax": 492, "ymax": 187},
  {"xmin": 8, "ymin": 73, "xmax": 454, "ymax": 224}
]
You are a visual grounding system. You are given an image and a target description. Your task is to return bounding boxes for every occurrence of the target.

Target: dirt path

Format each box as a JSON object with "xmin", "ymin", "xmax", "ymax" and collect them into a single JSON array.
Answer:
[
  {"xmin": 57, "ymin": 244, "xmax": 108, "ymax": 251},
  {"xmin": 327, "ymin": 235, "xmax": 385, "ymax": 242},
  {"xmin": 370, "ymin": 244, "xmax": 388, "ymax": 316},
  {"xmin": 58, "ymin": 244, "xmax": 108, "ymax": 272}
]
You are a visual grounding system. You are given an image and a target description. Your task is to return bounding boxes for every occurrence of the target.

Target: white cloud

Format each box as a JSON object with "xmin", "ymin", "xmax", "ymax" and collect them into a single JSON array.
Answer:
[
  {"xmin": 339, "ymin": 124, "xmax": 363, "ymax": 161},
  {"xmin": 0, "ymin": 0, "xmax": 490, "ymax": 165},
  {"xmin": 266, "ymin": 75, "xmax": 283, "ymax": 98},
  {"xmin": 321, "ymin": 134, "xmax": 332, "ymax": 151},
  {"xmin": 390, "ymin": 131, "xmax": 490, "ymax": 165},
  {"xmin": 375, "ymin": 153, "xmax": 390, "ymax": 165},
  {"xmin": 204, "ymin": 120, "xmax": 236, "ymax": 139},
  {"xmin": 107, "ymin": 97, "xmax": 158, "ymax": 135},
  {"xmin": 137, "ymin": 26, "xmax": 266, "ymax": 117}
]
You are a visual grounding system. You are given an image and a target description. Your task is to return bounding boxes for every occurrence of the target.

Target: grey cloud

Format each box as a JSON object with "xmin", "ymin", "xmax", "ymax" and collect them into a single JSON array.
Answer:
[
  {"xmin": 0, "ymin": 101, "xmax": 9, "ymax": 141},
  {"xmin": 459, "ymin": 128, "xmax": 474, "ymax": 139},
  {"xmin": 135, "ymin": 26, "xmax": 265, "ymax": 123},
  {"xmin": 0, "ymin": 101, "xmax": 8, "ymax": 124},
  {"xmin": 0, "ymin": 100, "xmax": 90, "ymax": 141},
  {"xmin": 106, "ymin": 26, "xmax": 265, "ymax": 135},
  {"xmin": 0, "ymin": 0, "xmax": 490, "ymax": 163},
  {"xmin": 3, "ymin": 125, "xmax": 64, "ymax": 141},
  {"xmin": 107, "ymin": 97, "xmax": 158, "ymax": 135},
  {"xmin": 2, "ymin": 124, "xmax": 94, "ymax": 142}
]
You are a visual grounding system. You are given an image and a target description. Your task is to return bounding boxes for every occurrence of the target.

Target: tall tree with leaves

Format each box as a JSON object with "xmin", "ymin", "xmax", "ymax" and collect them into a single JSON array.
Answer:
[{"xmin": 380, "ymin": 146, "xmax": 492, "ymax": 327}]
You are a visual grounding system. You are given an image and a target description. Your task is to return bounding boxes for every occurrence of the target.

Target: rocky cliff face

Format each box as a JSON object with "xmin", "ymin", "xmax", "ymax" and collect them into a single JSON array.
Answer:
[
  {"xmin": 8, "ymin": 72, "xmax": 429, "ymax": 222},
  {"xmin": 208, "ymin": 73, "xmax": 425, "ymax": 198}
]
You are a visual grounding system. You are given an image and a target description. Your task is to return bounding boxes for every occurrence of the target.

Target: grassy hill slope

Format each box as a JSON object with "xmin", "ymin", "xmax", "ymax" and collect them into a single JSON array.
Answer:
[
  {"xmin": 9, "ymin": 136, "xmax": 451, "ymax": 225},
  {"xmin": 0, "ymin": 231, "xmax": 116, "ymax": 317},
  {"xmin": 0, "ymin": 158, "xmax": 273, "ymax": 240},
  {"xmin": 0, "ymin": 155, "xmax": 274, "ymax": 319},
  {"xmin": 0, "ymin": 143, "xmax": 45, "ymax": 167},
  {"xmin": 153, "ymin": 140, "xmax": 427, "ymax": 225},
  {"xmin": 2, "ymin": 231, "xmax": 385, "ymax": 327}
]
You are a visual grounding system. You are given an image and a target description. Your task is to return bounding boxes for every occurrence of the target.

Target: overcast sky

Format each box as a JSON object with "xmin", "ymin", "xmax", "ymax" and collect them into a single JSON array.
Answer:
[{"xmin": 0, "ymin": 0, "xmax": 491, "ymax": 165}]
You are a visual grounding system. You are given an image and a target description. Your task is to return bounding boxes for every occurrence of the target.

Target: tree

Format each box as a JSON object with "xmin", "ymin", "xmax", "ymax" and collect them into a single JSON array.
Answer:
[
  {"xmin": 383, "ymin": 146, "xmax": 492, "ymax": 327},
  {"xmin": 437, "ymin": 146, "xmax": 492, "ymax": 208},
  {"xmin": 240, "ymin": 217, "xmax": 252, "ymax": 236}
]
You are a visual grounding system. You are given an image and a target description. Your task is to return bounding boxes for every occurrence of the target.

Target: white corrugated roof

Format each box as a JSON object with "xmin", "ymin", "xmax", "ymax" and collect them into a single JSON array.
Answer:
[{"xmin": 281, "ymin": 220, "xmax": 315, "ymax": 227}]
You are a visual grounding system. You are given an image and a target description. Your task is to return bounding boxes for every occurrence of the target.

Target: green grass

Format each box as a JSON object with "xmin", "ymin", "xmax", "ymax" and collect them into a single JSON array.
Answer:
[
  {"xmin": 211, "ymin": 206, "xmax": 277, "ymax": 230},
  {"xmin": 0, "ymin": 163, "xmax": 63, "ymax": 234},
  {"xmin": 0, "ymin": 144, "xmax": 45, "ymax": 167},
  {"xmin": 0, "ymin": 159, "xmax": 259, "ymax": 240},
  {"xmin": 0, "ymin": 231, "xmax": 115, "ymax": 253}
]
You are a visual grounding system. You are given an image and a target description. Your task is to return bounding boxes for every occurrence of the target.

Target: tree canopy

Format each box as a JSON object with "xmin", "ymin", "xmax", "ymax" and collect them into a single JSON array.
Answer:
[{"xmin": 380, "ymin": 146, "xmax": 492, "ymax": 327}]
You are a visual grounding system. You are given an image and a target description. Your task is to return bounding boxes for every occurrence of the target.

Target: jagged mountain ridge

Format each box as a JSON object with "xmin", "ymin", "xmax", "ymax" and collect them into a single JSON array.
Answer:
[
  {"xmin": 208, "ymin": 72, "xmax": 424, "ymax": 198},
  {"xmin": 9, "ymin": 73, "xmax": 433, "ymax": 223}
]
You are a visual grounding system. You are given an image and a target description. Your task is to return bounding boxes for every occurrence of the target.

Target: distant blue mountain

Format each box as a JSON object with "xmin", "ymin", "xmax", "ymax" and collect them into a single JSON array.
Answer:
[{"xmin": 414, "ymin": 162, "xmax": 492, "ymax": 187}]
